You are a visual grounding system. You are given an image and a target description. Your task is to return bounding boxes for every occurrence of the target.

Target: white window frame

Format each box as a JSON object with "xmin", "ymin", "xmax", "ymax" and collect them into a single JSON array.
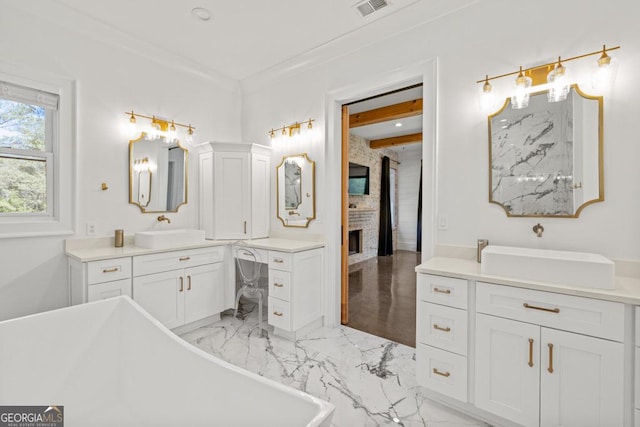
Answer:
[{"xmin": 0, "ymin": 67, "xmax": 75, "ymax": 238}]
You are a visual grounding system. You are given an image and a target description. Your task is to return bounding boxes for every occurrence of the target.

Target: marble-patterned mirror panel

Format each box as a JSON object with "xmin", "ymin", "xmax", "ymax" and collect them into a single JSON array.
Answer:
[{"xmin": 489, "ymin": 85, "xmax": 603, "ymax": 217}]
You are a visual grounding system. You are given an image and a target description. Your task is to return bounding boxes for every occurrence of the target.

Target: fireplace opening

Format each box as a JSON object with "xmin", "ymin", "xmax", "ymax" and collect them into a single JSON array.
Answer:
[{"xmin": 349, "ymin": 229, "xmax": 362, "ymax": 255}]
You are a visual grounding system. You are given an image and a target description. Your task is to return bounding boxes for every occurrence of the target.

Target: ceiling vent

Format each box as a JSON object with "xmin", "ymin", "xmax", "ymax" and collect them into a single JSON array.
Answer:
[{"xmin": 355, "ymin": 0, "xmax": 388, "ymax": 17}]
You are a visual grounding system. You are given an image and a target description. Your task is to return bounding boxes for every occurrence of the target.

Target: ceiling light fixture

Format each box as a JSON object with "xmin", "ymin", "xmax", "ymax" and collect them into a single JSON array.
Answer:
[
  {"xmin": 191, "ymin": 7, "xmax": 212, "ymax": 22},
  {"xmin": 395, "ymin": 122, "xmax": 403, "ymax": 127}
]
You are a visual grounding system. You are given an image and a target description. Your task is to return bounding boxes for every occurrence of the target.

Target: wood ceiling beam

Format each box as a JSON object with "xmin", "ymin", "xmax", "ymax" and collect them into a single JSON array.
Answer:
[
  {"xmin": 349, "ymin": 99, "xmax": 423, "ymax": 128},
  {"xmin": 369, "ymin": 132, "xmax": 423, "ymax": 149}
]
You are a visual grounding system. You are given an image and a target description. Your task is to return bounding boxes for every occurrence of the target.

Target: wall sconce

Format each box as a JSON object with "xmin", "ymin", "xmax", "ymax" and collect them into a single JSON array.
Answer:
[
  {"xmin": 268, "ymin": 118, "xmax": 314, "ymax": 138},
  {"xmin": 125, "ymin": 110, "xmax": 196, "ymax": 144},
  {"xmin": 478, "ymin": 45, "xmax": 620, "ymax": 110}
]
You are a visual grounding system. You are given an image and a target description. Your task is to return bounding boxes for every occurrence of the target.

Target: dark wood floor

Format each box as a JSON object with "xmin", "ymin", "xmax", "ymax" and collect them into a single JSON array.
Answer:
[{"xmin": 347, "ymin": 250, "xmax": 420, "ymax": 347}]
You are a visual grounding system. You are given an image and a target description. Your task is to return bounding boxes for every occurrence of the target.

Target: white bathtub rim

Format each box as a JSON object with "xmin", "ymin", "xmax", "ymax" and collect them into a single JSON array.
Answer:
[{"xmin": 1, "ymin": 296, "xmax": 335, "ymax": 427}]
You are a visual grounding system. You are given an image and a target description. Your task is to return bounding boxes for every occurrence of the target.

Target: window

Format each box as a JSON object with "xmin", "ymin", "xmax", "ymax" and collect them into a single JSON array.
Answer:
[
  {"xmin": 0, "ymin": 70, "xmax": 74, "ymax": 238},
  {"xmin": 0, "ymin": 82, "xmax": 58, "ymax": 216}
]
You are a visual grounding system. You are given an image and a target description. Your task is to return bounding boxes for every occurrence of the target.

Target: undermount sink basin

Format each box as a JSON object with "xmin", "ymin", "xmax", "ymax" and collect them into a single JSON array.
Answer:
[
  {"xmin": 135, "ymin": 229, "xmax": 206, "ymax": 249},
  {"xmin": 480, "ymin": 245, "xmax": 615, "ymax": 289}
]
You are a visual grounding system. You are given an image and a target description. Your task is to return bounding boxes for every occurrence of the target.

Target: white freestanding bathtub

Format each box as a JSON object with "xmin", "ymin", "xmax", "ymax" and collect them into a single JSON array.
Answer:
[{"xmin": 0, "ymin": 296, "xmax": 334, "ymax": 426}]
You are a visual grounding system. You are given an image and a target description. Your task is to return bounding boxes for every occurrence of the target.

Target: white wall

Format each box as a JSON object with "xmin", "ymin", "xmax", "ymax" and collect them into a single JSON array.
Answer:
[
  {"xmin": 241, "ymin": 0, "xmax": 640, "ymax": 262},
  {"xmin": 0, "ymin": 2, "xmax": 241, "ymax": 320},
  {"xmin": 397, "ymin": 148, "xmax": 422, "ymax": 251}
]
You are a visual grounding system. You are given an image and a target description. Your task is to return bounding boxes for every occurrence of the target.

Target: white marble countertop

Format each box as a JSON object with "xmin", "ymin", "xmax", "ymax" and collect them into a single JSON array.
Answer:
[
  {"xmin": 417, "ymin": 256, "xmax": 640, "ymax": 305},
  {"xmin": 65, "ymin": 237, "xmax": 324, "ymax": 262}
]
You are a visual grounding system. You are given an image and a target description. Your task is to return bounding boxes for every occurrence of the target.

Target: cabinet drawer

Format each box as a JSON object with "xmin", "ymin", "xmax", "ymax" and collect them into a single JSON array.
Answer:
[
  {"xmin": 134, "ymin": 247, "xmax": 224, "ymax": 276},
  {"xmin": 416, "ymin": 344, "xmax": 467, "ymax": 402},
  {"xmin": 476, "ymin": 282, "xmax": 624, "ymax": 342},
  {"xmin": 417, "ymin": 274, "xmax": 468, "ymax": 309},
  {"xmin": 417, "ymin": 302, "xmax": 467, "ymax": 356},
  {"xmin": 269, "ymin": 270, "xmax": 291, "ymax": 302},
  {"xmin": 87, "ymin": 257, "xmax": 131, "ymax": 284},
  {"xmin": 269, "ymin": 251, "xmax": 292, "ymax": 271},
  {"xmin": 87, "ymin": 278, "xmax": 131, "ymax": 302},
  {"xmin": 268, "ymin": 297, "xmax": 292, "ymax": 331}
]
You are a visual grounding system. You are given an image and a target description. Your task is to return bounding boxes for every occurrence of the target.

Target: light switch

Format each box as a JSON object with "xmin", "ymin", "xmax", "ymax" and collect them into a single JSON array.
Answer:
[{"xmin": 438, "ymin": 215, "xmax": 448, "ymax": 230}]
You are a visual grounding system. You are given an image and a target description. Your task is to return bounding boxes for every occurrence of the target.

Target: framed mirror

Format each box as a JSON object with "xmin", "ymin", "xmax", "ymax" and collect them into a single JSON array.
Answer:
[
  {"xmin": 276, "ymin": 153, "xmax": 315, "ymax": 227},
  {"xmin": 129, "ymin": 133, "xmax": 188, "ymax": 213},
  {"xmin": 489, "ymin": 85, "xmax": 603, "ymax": 217}
]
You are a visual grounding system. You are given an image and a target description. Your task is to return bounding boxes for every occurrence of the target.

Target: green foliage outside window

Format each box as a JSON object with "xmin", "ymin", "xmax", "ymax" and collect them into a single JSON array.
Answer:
[{"xmin": 0, "ymin": 99, "xmax": 47, "ymax": 213}]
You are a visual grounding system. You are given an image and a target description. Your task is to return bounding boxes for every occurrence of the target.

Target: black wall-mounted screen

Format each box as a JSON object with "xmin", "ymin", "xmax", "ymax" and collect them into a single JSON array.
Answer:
[{"xmin": 348, "ymin": 162, "xmax": 370, "ymax": 195}]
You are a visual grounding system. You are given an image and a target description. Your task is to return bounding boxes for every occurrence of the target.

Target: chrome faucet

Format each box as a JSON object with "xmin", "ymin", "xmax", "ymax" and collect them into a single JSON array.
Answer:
[
  {"xmin": 533, "ymin": 223, "xmax": 544, "ymax": 238},
  {"xmin": 157, "ymin": 215, "xmax": 171, "ymax": 224}
]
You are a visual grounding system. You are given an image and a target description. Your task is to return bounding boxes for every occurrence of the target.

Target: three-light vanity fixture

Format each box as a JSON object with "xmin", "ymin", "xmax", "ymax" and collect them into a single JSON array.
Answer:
[
  {"xmin": 125, "ymin": 110, "xmax": 195, "ymax": 144},
  {"xmin": 268, "ymin": 118, "xmax": 315, "ymax": 138},
  {"xmin": 478, "ymin": 44, "xmax": 620, "ymax": 109}
]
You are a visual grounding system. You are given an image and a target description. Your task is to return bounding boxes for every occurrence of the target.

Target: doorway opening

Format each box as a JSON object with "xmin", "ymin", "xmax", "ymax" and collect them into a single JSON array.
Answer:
[{"xmin": 340, "ymin": 83, "xmax": 424, "ymax": 347}]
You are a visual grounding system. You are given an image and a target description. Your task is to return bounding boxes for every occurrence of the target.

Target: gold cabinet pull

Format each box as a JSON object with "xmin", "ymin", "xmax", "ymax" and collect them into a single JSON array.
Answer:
[
  {"xmin": 273, "ymin": 258, "xmax": 284, "ymax": 264},
  {"xmin": 433, "ymin": 287, "xmax": 451, "ymax": 294},
  {"xmin": 432, "ymin": 368, "xmax": 451, "ymax": 378},
  {"xmin": 244, "ymin": 221, "xmax": 247, "ymax": 234},
  {"xmin": 242, "ymin": 251, "xmax": 253, "ymax": 256},
  {"xmin": 187, "ymin": 275, "xmax": 192, "ymax": 291},
  {"xmin": 523, "ymin": 303, "xmax": 560, "ymax": 314},
  {"xmin": 433, "ymin": 324, "xmax": 451, "ymax": 332},
  {"xmin": 528, "ymin": 338, "xmax": 534, "ymax": 367},
  {"xmin": 548, "ymin": 343, "xmax": 554, "ymax": 373},
  {"xmin": 274, "ymin": 283, "xmax": 284, "ymax": 288},
  {"xmin": 179, "ymin": 257, "xmax": 191, "ymax": 261},
  {"xmin": 273, "ymin": 311, "xmax": 283, "ymax": 317},
  {"xmin": 179, "ymin": 277, "xmax": 184, "ymax": 292},
  {"xmin": 102, "ymin": 267, "xmax": 119, "ymax": 273}
]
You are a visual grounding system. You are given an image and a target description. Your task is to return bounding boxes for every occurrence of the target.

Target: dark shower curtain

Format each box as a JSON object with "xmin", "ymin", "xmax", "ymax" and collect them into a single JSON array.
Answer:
[
  {"xmin": 378, "ymin": 156, "xmax": 393, "ymax": 256},
  {"xmin": 417, "ymin": 160, "xmax": 423, "ymax": 252}
]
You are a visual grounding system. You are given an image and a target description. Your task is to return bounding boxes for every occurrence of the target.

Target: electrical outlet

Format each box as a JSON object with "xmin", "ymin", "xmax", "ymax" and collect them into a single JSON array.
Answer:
[{"xmin": 86, "ymin": 222, "xmax": 97, "ymax": 236}]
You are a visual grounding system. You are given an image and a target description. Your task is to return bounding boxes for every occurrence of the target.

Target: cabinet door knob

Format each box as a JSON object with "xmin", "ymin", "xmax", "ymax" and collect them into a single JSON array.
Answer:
[
  {"xmin": 274, "ymin": 283, "xmax": 284, "ymax": 288},
  {"xmin": 432, "ymin": 368, "xmax": 451, "ymax": 378},
  {"xmin": 547, "ymin": 343, "xmax": 554, "ymax": 373},
  {"xmin": 274, "ymin": 258, "xmax": 284, "ymax": 264},
  {"xmin": 179, "ymin": 257, "xmax": 191, "ymax": 261},
  {"xmin": 528, "ymin": 338, "xmax": 534, "ymax": 367},
  {"xmin": 273, "ymin": 311, "xmax": 283, "ymax": 317},
  {"xmin": 179, "ymin": 277, "xmax": 184, "ymax": 292},
  {"xmin": 433, "ymin": 324, "xmax": 451, "ymax": 332},
  {"xmin": 187, "ymin": 275, "xmax": 192, "ymax": 291},
  {"xmin": 433, "ymin": 287, "xmax": 451, "ymax": 294},
  {"xmin": 102, "ymin": 267, "xmax": 119, "ymax": 273},
  {"xmin": 244, "ymin": 221, "xmax": 247, "ymax": 234}
]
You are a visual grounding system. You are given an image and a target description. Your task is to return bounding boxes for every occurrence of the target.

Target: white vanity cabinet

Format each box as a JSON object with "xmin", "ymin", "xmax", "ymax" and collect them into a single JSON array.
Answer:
[
  {"xmin": 199, "ymin": 142, "xmax": 271, "ymax": 240},
  {"xmin": 415, "ymin": 274, "xmax": 469, "ymax": 402},
  {"xmin": 475, "ymin": 282, "xmax": 625, "ymax": 427},
  {"xmin": 415, "ymin": 265, "xmax": 634, "ymax": 427},
  {"xmin": 636, "ymin": 307, "xmax": 640, "ymax": 427},
  {"xmin": 267, "ymin": 248, "xmax": 323, "ymax": 339},
  {"xmin": 68, "ymin": 257, "xmax": 132, "ymax": 304},
  {"xmin": 132, "ymin": 247, "xmax": 225, "ymax": 329}
]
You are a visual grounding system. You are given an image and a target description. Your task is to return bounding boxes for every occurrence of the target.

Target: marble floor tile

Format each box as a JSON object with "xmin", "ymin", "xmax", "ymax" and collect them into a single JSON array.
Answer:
[{"xmin": 180, "ymin": 302, "xmax": 487, "ymax": 427}]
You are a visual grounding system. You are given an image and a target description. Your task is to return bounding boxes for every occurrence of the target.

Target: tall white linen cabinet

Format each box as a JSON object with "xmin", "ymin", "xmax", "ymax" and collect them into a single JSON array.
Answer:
[{"xmin": 199, "ymin": 142, "xmax": 271, "ymax": 240}]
